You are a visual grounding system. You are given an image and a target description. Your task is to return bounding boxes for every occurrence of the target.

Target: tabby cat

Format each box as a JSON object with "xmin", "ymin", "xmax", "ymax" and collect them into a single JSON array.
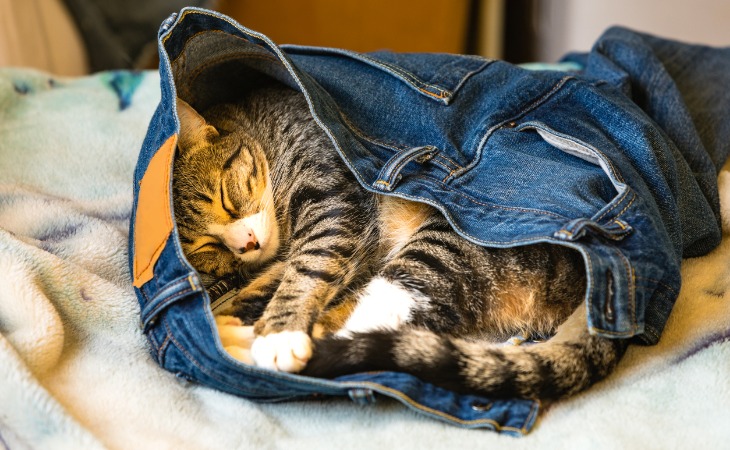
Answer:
[{"xmin": 172, "ymin": 85, "xmax": 628, "ymax": 400}]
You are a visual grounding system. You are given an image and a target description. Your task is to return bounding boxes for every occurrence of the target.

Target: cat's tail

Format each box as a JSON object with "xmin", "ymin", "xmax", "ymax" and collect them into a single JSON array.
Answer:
[{"xmin": 302, "ymin": 308, "xmax": 628, "ymax": 400}]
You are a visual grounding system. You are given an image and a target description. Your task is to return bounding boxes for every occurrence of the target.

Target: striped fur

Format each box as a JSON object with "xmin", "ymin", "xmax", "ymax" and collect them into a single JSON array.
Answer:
[{"xmin": 173, "ymin": 85, "xmax": 628, "ymax": 399}]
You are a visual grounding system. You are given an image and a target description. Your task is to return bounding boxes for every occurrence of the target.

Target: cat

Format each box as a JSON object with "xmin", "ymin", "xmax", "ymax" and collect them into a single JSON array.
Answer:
[{"xmin": 172, "ymin": 84, "xmax": 628, "ymax": 400}]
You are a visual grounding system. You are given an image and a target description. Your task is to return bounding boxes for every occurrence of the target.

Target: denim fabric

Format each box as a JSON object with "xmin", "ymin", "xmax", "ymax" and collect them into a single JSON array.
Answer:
[{"xmin": 128, "ymin": 8, "xmax": 730, "ymax": 433}]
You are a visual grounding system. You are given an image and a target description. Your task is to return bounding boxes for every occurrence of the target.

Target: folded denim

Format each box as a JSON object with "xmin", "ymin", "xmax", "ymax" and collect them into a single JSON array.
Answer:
[{"xmin": 129, "ymin": 8, "xmax": 730, "ymax": 434}]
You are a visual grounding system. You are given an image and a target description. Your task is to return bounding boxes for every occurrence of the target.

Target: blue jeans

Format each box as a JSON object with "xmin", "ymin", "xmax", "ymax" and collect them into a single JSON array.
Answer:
[{"xmin": 129, "ymin": 8, "xmax": 730, "ymax": 434}]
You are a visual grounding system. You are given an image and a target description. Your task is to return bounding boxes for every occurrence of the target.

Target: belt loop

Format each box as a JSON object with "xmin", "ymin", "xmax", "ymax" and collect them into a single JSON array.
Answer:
[
  {"xmin": 347, "ymin": 388, "xmax": 377, "ymax": 405},
  {"xmin": 579, "ymin": 244, "xmax": 637, "ymax": 337},
  {"xmin": 140, "ymin": 274, "xmax": 203, "ymax": 331},
  {"xmin": 373, "ymin": 145, "xmax": 438, "ymax": 192},
  {"xmin": 554, "ymin": 218, "xmax": 632, "ymax": 242}
]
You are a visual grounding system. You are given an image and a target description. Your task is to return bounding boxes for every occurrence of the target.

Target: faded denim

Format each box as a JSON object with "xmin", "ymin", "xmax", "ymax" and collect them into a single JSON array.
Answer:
[{"xmin": 129, "ymin": 8, "xmax": 730, "ymax": 434}]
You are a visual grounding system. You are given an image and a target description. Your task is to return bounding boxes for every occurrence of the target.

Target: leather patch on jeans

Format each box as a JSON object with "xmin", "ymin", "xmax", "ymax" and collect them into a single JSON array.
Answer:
[{"xmin": 133, "ymin": 135, "xmax": 176, "ymax": 287}]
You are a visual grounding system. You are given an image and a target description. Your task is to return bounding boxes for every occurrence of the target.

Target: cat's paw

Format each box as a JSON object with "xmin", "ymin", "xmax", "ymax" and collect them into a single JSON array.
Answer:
[
  {"xmin": 215, "ymin": 315, "xmax": 256, "ymax": 364},
  {"xmin": 250, "ymin": 331, "xmax": 312, "ymax": 373}
]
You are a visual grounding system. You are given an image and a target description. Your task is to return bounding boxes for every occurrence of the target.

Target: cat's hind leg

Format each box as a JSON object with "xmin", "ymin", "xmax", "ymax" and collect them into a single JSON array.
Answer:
[
  {"xmin": 215, "ymin": 315, "xmax": 256, "ymax": 364},
  {"xmin": 336, "ymin": 277, "xmax": 428, "ymax": 338}
]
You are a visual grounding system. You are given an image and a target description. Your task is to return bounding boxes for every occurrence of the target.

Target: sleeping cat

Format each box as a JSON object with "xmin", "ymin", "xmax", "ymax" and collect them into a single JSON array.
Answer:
[{"xmin": 172, "ymin": 85, "xmax": 628, "ymax": 400}]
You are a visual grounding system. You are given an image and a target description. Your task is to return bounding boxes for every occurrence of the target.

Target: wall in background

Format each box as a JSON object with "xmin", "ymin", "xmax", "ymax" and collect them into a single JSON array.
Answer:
[
  {"xmin": 0, "ymin": 0, "xmax": 88, "ymax": 75},
  {"xmin": 218, "ymin": 0, "xmax": 505, "ymax": 58},
  {"xmin": 218, "ymin": 0, "xmax": 469, "ymax": 54},
  {"xmin": 536, "ymin": 0, "xmax": 730, "ymax": 62}
]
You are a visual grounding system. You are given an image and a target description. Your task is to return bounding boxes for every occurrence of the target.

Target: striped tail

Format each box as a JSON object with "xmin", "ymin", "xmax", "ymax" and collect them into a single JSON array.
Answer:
[{"xmin": 303, "ymin": 308, "xmax": 628, "ymax": 400}]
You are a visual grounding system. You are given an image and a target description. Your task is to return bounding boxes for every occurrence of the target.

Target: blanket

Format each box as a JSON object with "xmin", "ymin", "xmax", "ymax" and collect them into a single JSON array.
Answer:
[{"xmin": 0, "ymin": 68, "xmax": 728, "ymax": 449}]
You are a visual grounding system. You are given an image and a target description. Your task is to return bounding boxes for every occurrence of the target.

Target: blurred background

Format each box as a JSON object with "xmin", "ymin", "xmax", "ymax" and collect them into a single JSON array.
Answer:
[{"xmin": 1, "ymin": 0, "xmax": 730, "ymax": 76}]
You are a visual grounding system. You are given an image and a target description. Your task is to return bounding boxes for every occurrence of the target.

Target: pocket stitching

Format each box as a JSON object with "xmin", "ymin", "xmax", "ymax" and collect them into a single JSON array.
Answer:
[{"xmin": 282, "ymin": 44, "xmax": 490, "ymax": 102}]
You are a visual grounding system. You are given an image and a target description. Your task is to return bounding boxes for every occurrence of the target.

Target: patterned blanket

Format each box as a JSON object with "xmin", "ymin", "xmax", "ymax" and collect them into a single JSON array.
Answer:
[{"xmin": 0, "ymin": 68, "xmax": 728, "ymax": 449}]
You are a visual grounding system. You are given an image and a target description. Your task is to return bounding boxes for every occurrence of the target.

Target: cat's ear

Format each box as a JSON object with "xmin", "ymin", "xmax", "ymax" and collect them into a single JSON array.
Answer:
[{"xmin": 176, "ymin": 98, "xmax": 219, "ymax": 151}]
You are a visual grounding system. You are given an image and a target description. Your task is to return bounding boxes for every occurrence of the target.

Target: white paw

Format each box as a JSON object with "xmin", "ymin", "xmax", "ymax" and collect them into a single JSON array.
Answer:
[
  {"xmin": 215, "ymin": 315, "xmax": 255, "ymax": 364},
  {"xmin": 250, "ymin": 331, "xmax": 312, "ymax": 373}
]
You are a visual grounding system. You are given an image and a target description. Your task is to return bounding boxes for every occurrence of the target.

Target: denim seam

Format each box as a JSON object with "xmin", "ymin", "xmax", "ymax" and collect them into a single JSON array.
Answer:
[
  {"xmin": 448, "ymin": 59, "xmax": 494, "ymax": 100},
  {"xmin": 594, "ymin": 189, "xmax": 636, "ymax": 223},
  {"xmin": 340, "ymin": 114, "xmax": 409, "ymax": 152},
  {"xmin": 583, "ymin": 247, "xmax": 596, "ymax": 322},
  {"xmin": 169, "ymin": 10, "xmax": 482, "ymax": 103},
  {"xmin": 145, "ymin": 327, "xmax": 161, "ymax": 356},
  {"xmin": 340, "ymin": 114, "xmax": 459, "ymax": 179},
  {"xmin": 164, "ymin": 10, "xmax": 253, "ymax": 48},
  {"xmin": 618, "ymin": 245, "xmax": 636, "ymax": 330},
  {"xmin": 588, "ymin": 243, "xmax": 637, "ymax": 336},
  {"xmin": 417, "ymin": 198, "xmax": 577, "ymax": 248},
  {"xmin": 379, "ymin": 147, "xmax": 437, "ymax": 186},
  {"xmin": 348, "ymin": 381, "xmax": 532, "ymax": 433},
  {"xmin": 460, "ymin": 75, "xmax": 575, "ymax": 178},
  {"xmin": 144, "ymin": 284, "xmax": 196, "ymax": 325},
  {"xmin": 433, "ymin": 154, "xmax": 462, "ymax": 172},
  {"xmin": 353, "ymin": 54, "xmax": 450, "ymax": 98},
  {"xmin": 506, "ymin": 121, "xmax": 634, "ymax": 225},
  {"xmin": 291, "ymin": 48, "xmax": 488, "ymax": 101},
  {"xmin": 374, "ymin": 182, "xmax": 577, "ymax": 247},
  {"xmin": 523, "ymin": 123, "xmax": 627, "ymax": 186},
  {"xmin": 188, "ymin": 51, "xmax": 280, "ymax": 85},
  {"xmin": 157, "ymin": 333, "xmax": 171, "ymax": 363},
  {"xmin": 139, "ymin": 283, "xmax": 151, "ymax": 304},
  {"xmin": 163, "ymin": 313, "xmax": 350, "ymax": 394},
  {"xmin": 146, "ymin": 327, "xmax": 159, "ymax": 348},
  {"xmin": 163, "ymin": 317, "xmax": 264, "ymax": 394},
  {"xmin": 637, "ymin": 286, "xmax": 675, "ymax": 343},
  {"xmin": 168, "ymin": 30, "xmax": 276, "ymax": 68},
  {"xmin": 428, "ymin": 176, "xmax": 569, "ymax": 219}
]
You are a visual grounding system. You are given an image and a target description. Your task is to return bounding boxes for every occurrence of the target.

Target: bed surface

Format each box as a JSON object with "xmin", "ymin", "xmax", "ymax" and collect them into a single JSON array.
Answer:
[{"xmin": 0, "ymin": 68, "xmax": 729, "ymax": 449}]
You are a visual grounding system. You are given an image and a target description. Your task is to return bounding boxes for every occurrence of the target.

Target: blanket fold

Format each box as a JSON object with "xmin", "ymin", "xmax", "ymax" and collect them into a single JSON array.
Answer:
[{"xmin": 0, "ymin": 67, "xmax": 728, "ymax": 449}]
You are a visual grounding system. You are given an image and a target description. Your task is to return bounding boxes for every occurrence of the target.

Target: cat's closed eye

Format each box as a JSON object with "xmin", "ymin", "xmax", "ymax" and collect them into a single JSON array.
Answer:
[
  {"xmin": 220, "ymin": 180, "xmax": 239, "ymax": 218},
  {"xmin": 190, "ymin": 238, "xmax": 226, "ymax": 255}
]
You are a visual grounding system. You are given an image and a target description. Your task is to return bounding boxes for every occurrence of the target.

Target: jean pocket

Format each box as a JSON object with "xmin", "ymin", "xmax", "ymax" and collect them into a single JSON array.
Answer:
[
  {"xmin": 282, "ymin": 45, "xmax": 491, "ymax": 104},
  {"xmin": 516, "ymin": 122, "xmax": 632, "ymax": 222},
  {"xmin": 454, "ymin": 120, "xmax": 629, "ymax": 223}
]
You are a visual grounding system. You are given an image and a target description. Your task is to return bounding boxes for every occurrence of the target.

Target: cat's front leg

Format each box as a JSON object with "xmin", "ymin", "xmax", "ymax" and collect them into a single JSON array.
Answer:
[
  {"xmin": 249, "ymin": 252, "xmax": 362, "ymax": 372},
  {"xmin": 218, "ymin": 312, "xmax": 311, "ymax": 372},
  {"xmin": 248, "ymin": 272, "xmax": 327, "ymax": 372},
  {"xmin": 250, "ymin": 329, "xmax": 313, "ymax": 372}
]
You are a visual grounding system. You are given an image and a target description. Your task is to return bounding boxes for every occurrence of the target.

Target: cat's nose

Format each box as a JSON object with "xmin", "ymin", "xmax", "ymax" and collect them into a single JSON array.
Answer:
[{"xmin": 238, "ymin": 231, "xmax": 260, "ymax": 254}]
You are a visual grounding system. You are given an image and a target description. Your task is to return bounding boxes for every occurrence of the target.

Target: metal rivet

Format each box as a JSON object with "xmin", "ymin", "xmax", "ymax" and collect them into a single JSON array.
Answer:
[
  {"xmin": 471, "ymin": 401, "xmax": 492, "ymax": 412},
  {"xmin": 504, "ymin": 121, "xmax": 518, "ymax": 129}
]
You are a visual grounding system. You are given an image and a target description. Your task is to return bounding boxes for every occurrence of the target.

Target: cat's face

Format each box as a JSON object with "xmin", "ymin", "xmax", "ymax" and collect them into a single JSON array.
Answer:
[{"xmin": 173, "ymin": 99, "xmax": 279, "ymax": 277}]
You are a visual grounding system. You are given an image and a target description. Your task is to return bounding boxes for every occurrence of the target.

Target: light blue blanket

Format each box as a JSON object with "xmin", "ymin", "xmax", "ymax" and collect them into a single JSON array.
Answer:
[{"xmin": 0, "ymin": 68, "xmax": 728, "ymax": 449}]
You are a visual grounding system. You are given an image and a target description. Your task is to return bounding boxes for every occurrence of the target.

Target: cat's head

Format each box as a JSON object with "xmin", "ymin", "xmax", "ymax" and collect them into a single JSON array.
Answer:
[{"xmin": 172, "ymin": 98, "xmax": 279, "ymax": 277}]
